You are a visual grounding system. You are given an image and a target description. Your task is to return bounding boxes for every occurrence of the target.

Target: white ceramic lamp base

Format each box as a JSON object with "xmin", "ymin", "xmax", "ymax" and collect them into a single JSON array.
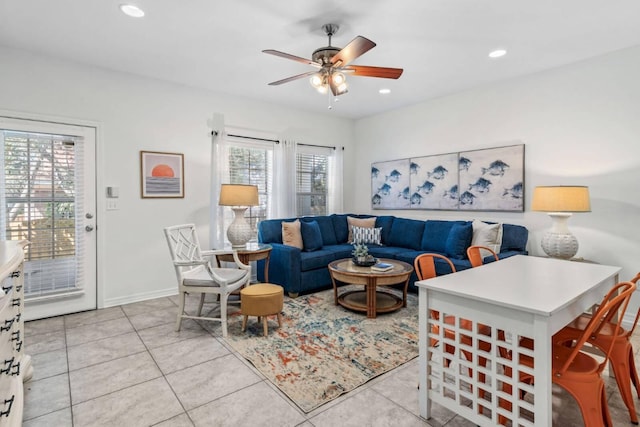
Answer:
[
  {"xmin": 226, "ymin": 207, "xmax": 253, "ymax": 248},
  {"xmin": 540, "ymin": 213, "xmax": 579, "ymax": 259}
]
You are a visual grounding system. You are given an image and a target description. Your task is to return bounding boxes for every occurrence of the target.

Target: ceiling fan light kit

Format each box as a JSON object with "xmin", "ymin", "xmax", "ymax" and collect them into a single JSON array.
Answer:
[{"xmin": 263, "ymin": 23, "xmax": 403, "ymax": 103}]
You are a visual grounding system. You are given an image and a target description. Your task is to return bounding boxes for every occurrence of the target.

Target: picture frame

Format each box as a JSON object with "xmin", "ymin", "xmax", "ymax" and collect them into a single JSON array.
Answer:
[
  {"xmin": 409, "ymin": 152, "xmax": 459, "ymax": 210},
  {"xmin": 140, "ymin": 151, "xmax": 184, "ymax": 198},
  {"xmin": 371, "ymin": 143, "xmax": 524, "ymax": 212},
  {"xmin": 458, "ymin": 144, "xmax": 524, "ymax": 212},
  {"xmin": 371, "ymin": 159, "xmax": 410, "ymax": 209}
]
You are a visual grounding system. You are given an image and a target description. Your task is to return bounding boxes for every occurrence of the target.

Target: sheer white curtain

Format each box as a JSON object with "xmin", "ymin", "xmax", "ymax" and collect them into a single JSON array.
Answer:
[
  {"xmin": 210, "ymin": 131, "xmax": 230, "ymax": 249},
  {"xmin": 328, "ymin": 146, "xmax": 344, "ymax": 213},
  {"xmin": 271, "ymin": 139, "xmax": 297, "ymax": 218}
]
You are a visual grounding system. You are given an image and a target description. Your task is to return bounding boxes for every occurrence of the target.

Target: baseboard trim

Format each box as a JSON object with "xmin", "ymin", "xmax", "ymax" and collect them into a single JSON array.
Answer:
[{"xmin": 103, "ymin": 287, "xmax": 178, "ymax": 308}]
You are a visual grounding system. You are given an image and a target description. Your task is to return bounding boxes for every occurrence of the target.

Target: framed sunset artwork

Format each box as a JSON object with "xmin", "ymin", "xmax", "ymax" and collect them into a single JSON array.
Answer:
[{"xmin": 140, "ymin": 151, "xmax": 184, "ymax": 198}]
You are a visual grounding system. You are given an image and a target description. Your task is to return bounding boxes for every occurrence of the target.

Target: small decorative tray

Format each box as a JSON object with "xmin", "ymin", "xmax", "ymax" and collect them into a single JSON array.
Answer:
[{"xmin": 352, "ymin": 257, "xmax": 377, "ymax": 267}]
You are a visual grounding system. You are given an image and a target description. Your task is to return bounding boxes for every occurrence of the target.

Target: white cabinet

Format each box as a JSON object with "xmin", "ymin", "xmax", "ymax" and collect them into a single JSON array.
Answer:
[{"xmin": 0, "ymin": 241, "xmax": 32, "ymax": 426}]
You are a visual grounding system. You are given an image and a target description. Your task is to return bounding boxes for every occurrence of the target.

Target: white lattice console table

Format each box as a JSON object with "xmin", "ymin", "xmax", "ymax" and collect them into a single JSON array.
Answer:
[
  {"xmin": 417, "ymin": 255, "xmax": 620, "ymax": 426},
  {"xmin": 0, "ymin": 240, "xmax": 32, "ymax": 427}
]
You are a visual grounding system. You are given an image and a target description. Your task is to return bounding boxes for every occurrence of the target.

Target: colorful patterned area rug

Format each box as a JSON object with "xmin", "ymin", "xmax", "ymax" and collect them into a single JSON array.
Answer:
[{"xmin": 224, "ymin": 286, "xmax": 418, "ymax": 413}]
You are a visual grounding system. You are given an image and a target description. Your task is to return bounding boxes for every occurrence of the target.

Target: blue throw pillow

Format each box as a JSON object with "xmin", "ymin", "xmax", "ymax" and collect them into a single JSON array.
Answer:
[
  {"xmin": 445, "ymin": 222, "xmax": 473, "ymax": 259},
  {"xmin": 300, "ymin": 220, "xmax": 323, "ymax": 252},
  {"xmin": 309, "ymin": 216, "xmax": 337, "ymax": 246},
  {"xmin": 422, "ymin": 220, "xmax": 465, "ymax": 252}
]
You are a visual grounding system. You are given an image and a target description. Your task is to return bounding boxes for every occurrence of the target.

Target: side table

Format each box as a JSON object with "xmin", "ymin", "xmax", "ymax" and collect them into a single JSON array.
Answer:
[{"xmin": 215, "ymin": 242, "xmax": 272, "ymax": 282}]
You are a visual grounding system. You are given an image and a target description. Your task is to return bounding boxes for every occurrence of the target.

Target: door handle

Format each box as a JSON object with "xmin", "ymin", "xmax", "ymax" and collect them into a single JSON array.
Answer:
[{"xmin": 85, "ymin": 225, "xmax": 94, "ymax": 232}]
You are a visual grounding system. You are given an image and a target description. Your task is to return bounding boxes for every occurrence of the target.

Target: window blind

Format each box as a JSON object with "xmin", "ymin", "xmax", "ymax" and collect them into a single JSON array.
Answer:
[
  {"xmin": 296, "ymin": 150, "xmax": 329, "ymax": 217},
  {"xmin": 0, "ymin": 130, "xmax": 84, "ymax": 297}
]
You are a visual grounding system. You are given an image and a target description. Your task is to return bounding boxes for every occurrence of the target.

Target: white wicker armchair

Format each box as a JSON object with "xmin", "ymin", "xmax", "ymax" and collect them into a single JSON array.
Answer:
[{"xmin": 164, "ymin": 224, "xmax": 251, "ymax": 337}]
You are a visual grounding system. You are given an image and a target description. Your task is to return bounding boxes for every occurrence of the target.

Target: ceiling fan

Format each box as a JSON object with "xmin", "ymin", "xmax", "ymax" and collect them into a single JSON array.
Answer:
[{"xmin": 263, "ymin": 23, "xmax": 403, "ymax": 97}]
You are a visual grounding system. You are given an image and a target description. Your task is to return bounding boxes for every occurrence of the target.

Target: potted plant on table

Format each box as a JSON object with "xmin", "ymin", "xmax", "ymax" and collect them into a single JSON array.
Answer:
[{"xmin": 352, "ymin": 244, "xmax": 375, "ymax": 265}]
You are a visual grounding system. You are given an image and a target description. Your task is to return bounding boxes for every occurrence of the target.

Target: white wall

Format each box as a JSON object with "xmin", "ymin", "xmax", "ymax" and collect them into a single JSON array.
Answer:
[
  {"xmin": 0, "ymin": 46, "xmax": 355, "ymax": 307},
  {"xmin": 351, "ymin": 45, "xmax": 640, "ymax": 316}
]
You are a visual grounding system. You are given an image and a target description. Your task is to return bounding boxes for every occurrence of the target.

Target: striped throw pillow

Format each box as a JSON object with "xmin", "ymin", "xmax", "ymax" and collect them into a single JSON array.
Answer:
[{"xmin": 351, "ymin": 226, "xmax": 382, "ymax": 245}]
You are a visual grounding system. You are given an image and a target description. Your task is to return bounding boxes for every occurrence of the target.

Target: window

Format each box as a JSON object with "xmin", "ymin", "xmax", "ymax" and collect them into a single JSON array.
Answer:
[
  {"xmin": 296, "ymin": 150, "xmax": 329, "ymax": 216},
  {"xmin": 213, "ymin": 131, "xmax": 341, "ymax": 250},
  {"xmin": 1, "ymin": 130, "xmax": 84, "ymax": 295},
  {"xmin": 228, "ymin": 145, "xmax": 271, "ymax": 234},
  {"xmin": 2, "ymin": 131, "xmax": 77, "ymax": 258}
]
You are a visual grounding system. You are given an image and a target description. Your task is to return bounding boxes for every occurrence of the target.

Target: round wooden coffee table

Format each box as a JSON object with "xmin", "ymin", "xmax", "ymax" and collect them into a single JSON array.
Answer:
[{"xmin": 328, "ymin": 258, "xmax": 413, "ymax": 318}]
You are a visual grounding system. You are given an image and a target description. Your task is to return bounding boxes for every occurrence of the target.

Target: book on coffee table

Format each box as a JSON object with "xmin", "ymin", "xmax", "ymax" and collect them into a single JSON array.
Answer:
[{"xmin": 371, "ymin": 261, "xmax": 394, "ymax": 272}]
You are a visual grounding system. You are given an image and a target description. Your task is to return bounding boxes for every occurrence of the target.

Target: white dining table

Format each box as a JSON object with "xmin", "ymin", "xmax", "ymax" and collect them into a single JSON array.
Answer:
[{"xmin": 416, "ymin": 255, "xmax": 621, "ymax": 426}]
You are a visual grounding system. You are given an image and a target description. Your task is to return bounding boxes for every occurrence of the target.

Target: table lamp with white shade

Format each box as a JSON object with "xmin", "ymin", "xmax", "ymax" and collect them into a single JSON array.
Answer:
[
  {"xmin": 531, "ymin": 185, "xmax": 591, "ymax": 259},
  {"xmin": 218, "ymin": 184, "xmax": 259, "ymax": 248}
]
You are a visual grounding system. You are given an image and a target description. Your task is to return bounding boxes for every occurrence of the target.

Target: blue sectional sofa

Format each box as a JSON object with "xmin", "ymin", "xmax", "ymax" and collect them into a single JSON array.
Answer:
[{"xmin": 257, "ymin": 214, "xmax": 528, "ymax": 297}]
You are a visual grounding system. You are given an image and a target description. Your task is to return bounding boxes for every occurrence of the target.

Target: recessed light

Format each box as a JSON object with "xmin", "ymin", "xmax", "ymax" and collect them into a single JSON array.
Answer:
[
  {"xmin": 488, "ymin": 49, "xmax": 507, "ymax": 58},
  {"xmin": 120, "ymin": 4, "xmax": 145, "ymax": 18},
  {"xmin": 379, "ymin": 88, "xmax": 391, "ymax": 94}
]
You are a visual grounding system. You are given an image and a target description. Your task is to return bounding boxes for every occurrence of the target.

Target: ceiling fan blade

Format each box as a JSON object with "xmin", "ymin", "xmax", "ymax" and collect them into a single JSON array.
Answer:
[
  {"xmin": 267, "ymin": 70, "xmax": 319, "ymax": 86},
  {"xmin": 262, "ymin": 49, "xmax": 320, "ymax": 67},
  {"xmin": 343, "ymin": 65, "xmax": 404, "ymax": 79},
  {"xmin": 330, "ymin": 36, "xmax": 376, "ymax": 67}
]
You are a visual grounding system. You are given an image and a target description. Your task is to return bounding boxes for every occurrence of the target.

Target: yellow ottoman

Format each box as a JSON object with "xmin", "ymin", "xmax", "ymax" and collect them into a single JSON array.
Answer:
[{"xmin": 240, "ymin": 283, "xmax": 284, "ymax": 336}]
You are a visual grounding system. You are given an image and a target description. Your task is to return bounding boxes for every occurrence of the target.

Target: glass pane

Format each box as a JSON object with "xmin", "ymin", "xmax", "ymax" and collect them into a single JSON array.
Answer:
[
  {"xmin": 3, "ymin": 131, "xmax": 80, "ymax": 297},
  {"xmin": 296, "ymin": 152, "xmax": 328, "ymax": 216},
  {"xmin": 228, "ymin": 144, "xmax": 269, "ymax": 236}
]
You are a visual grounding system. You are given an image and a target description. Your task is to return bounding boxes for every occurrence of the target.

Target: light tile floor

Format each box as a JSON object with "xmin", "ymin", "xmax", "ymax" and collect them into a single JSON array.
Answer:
[{"xmin": 22, "ymin": 293, "xmax": 640, "ymax": 426}]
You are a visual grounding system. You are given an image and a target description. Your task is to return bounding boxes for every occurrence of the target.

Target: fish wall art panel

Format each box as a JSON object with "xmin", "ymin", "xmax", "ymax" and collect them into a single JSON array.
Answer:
[
  {"xmin": 371, "ymin": 159, "xmax": 411, "ymax": 209},
  {"xmin": 458, "ymin": 144, "xmax": 524, "ymax": 212},
  {"xmin": 409, "ymin": 153, "xmax": 459, "ymax": 210}
]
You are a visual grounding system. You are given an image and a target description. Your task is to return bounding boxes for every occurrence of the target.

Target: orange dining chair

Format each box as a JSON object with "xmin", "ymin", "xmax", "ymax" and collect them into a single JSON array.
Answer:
[
  {"xmin": 415, "ymin": 253, "xmax": 459, "ymax": 365},
  {"xmin": 499, "ymin": 281, "xmax": 637, "ymax": 427},
  {"xmin": 553, "ymin": 272, "xmax": 640, "ymax": 424},
  {"xmin": 466, "ymin": 245, "xmax": 499, "ymax": 268},
  {"xmin": 415, "ymin": 253, "xmax": 491, "ymax": 400}
]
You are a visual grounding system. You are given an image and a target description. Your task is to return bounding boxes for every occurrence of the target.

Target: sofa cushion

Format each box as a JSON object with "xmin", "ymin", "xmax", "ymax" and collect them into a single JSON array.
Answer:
[
  {"xmin": 388, "ymin": 218, "xmax": 425, "ymax": 250},
  {"xmin": 422, "ymin": 220, "xmax": 465, "ymax": 252},
  {"xmin": 323, "ymin": 244, "xmax": 354, "ymax": 260},
  {"xmin": 282, "ymin": 219, "xmax": 303, "ymax": 249},
  {"xmin": 347, "ymin": 216, "xmax": 376, "ymax": 243},
  {"xmin": 368, "ymin": 246, "xmax": 410, "ymax": 259},
  {"xmin": 445, "ymin": 222, "xmax": 473, "ymax": 259},
  {"xmin": 375, "ymin": 216, "xmax": 395, "ymax": 245},
  {"xmin": 300, "ymin": 249, "xmax": 336, "ymax": 271},
  {"xmin": 300, "ymin": 220, "xmax": 323, "ymax": 252},
  {"xmin": 352, "ymin": 226, "xmax": 382, "ymax": 245},
  {"xmin": 302, "ymin": 216, "xmax": 337, "ymax": 246},
  {"xmin": 331, "ymin": 214, "xmax": 349, "ymax": 243}
]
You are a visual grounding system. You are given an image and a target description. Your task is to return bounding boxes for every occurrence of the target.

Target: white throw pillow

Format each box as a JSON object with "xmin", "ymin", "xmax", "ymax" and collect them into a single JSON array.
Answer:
[{"xmin": 471, "ymin": 219, "xmax": 502, "ymax": 255}]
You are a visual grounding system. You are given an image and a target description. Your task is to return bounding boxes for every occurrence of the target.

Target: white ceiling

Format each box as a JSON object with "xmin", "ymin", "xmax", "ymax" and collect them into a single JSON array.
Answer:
[{"xmin": 2, "ymin": 1, "xmax": 640, "ymax": 119}]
